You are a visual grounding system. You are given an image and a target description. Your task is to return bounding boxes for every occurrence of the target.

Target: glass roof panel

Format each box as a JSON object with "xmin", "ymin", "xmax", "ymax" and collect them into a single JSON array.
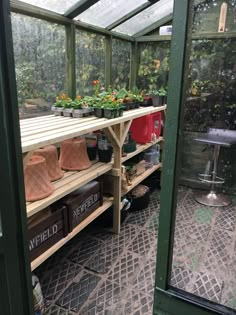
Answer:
[
  {"xmin": 113, "ymin": 0, "xmax": 174, "ymax": 36},
  {"xmin": 75, "ymin": 0, "xmax": 149, "ymax": 28},
  {"xmin": 16, "ymin": 0, "xmax": 82, "ymax": 14}
]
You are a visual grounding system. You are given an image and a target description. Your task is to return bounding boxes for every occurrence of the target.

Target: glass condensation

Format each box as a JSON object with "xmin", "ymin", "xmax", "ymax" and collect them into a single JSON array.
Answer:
[
  {"xmin": 11, "ymin": 14, "xmax": 66, "ymax": 118},
  {"xmin": 137, "ymin": 42, "xmax": 170, "ymax": 92},
  {"xmin": 193, "ymin": 0, "xmax": 236, "ymax": 32},
  {"xmin": 75, "ymin": 30, "xmax": 105, "ymax": 96},
  {"xmin": 75, "ymin": 0, "xmax": 148, "ymax": 28},
  {"xmin": 112, "ymin": 39, "xmax": 131, "ymax": 89},
  {"xmin": 113, "ymin": 0, "xmax": 174, "ymax": 36},
  {"xmin": 169, "ymin": 0, "xmax": 236, "ymax": 310},
  {"xmin": 15, "ymin": 0, "xmax": 81, "ymax": 14}
]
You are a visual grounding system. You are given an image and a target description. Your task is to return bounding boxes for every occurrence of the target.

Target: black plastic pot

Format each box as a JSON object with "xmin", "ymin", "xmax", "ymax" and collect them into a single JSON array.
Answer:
[
  {"xmin": 98, "ymin": 148, "xmax": 113, "ymax": 163},
  {"xmin": 87, "ymin": 146, "xmax": 97, "ymax": 161},
  {"xmin": 119, "ymin": 106, "xmax": 124, "ymax": 117},
  {"xmin": 134, "ymin": 102, "xmax": 141, "ymax": 108},
  {"xmin": 152, "ymin": 95, "xmax": 160, "ymax": 107},
  {"xmin": 104, "ymin": 108, "xmax": 116, "ymax": 119},
  {"xmin": 129, "ymin": 185, "xmax": 150, "ymax": 212},
  {"xmin": 129, "ymin": 102, "xmax": 136, "ymax": 109},
  {"xmin": 94, "ymin": 107, "xmax": 104, "ymax": 118}
]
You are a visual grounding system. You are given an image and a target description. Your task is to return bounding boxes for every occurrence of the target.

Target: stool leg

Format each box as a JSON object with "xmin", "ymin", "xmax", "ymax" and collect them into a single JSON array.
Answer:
[
  {"xmin": 195, "ymin": 144, "xmax": 231, "ymax": 207},
  {"xmin": 210, "ymin": 144, "xmax": 220, "ymax": 194}
]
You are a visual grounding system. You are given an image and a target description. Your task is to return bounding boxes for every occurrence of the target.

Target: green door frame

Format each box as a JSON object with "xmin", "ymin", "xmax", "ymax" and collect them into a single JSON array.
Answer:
[
  {"xmin": 0, "ymin": 0, "xmax": 34, "ymax": 314},
  {"xmin": 153, "ymin": 1, "xmax": 235, "ymax": 315}
]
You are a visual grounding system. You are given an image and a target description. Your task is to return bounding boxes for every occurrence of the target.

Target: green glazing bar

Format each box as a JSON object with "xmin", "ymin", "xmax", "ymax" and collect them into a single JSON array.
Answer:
[
  {"xmin": 105, "ymin": 35, "xmax": 112, "ymax": 90},
  {"xmin": 66, "ymin": 24, "xmax": 76, "ymax": 99},
  {"xmin": 154, "ymin": 0, "xmax": 193, "ymax": 294}
]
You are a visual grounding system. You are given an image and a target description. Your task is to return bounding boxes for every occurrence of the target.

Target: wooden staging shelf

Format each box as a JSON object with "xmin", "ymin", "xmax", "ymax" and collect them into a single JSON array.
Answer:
[
  {"xmin": 123, "ymin": 163, "xmax": 162, "ymax": 195},
  {"xmin": 31, "ymin": 197, "xmax": 113, "ymax": 271},
  {"xmin": 21, "ymin": 106, "xmax": 166, "ymax": 270},
  {"xmin": 20, "ymin": 106, "xmax": 166, "ymax": 153}
]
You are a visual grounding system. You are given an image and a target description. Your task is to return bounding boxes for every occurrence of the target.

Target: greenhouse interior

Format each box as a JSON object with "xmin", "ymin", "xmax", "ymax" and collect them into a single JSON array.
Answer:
[{"xmin": 1, "ymin": 0, "xmax": 236, "ymax": 314}]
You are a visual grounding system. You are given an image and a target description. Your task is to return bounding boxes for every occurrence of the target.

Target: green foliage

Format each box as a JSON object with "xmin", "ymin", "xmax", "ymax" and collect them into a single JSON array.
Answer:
[
  {"xmin": 11, "ymin": 13, "xmax": 66, "ymax": 108},
  {"xmin": 137, "ymin": 41, "xmax": 170, "ymax": 92}
]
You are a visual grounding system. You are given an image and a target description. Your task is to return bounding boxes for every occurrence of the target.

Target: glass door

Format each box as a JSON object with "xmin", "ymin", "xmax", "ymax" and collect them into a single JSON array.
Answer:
[{"xmin": 154, "ymin": 0, "xmax": 236, "ymax": 314}]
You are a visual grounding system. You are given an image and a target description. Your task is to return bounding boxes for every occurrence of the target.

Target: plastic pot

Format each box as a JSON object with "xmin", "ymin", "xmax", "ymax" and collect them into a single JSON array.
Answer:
[
  {"xmin": 98, "ymin": 148, "xmax": 113, "ymax": 163},
  {"xmin": 63, "ymin": 108, "xmax": 73, "ymax": 117},
  {"xmin": 54, "ymin": 107, "xmax": 63, "ymax": 116},
  {"xmin": 151, "ymin": 95, "xmax": 160, "ymax": 107},
  {"xmin": 72, "ymin": 109, "xmax": 84, "ymax": 118},
  {"xmin": 94, "ymin": 107, "xmax": 104, "ymax": 118},
  {"xmin": 104, "ymin": 108, "xmax": 116, "ymax": 119},
  {"xmin": 87, "ymin": 146, "xmax": 97, "ymax": 161}
]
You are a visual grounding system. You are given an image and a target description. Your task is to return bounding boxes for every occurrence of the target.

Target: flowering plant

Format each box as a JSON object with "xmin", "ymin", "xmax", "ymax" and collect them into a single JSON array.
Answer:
[
  {"xmin": 92, "ymin": 80, "xmax": 101, "ymax": 96},
  {"xmin": 54, "ymin": 93, "xmax": 69, "ymax": 107}
]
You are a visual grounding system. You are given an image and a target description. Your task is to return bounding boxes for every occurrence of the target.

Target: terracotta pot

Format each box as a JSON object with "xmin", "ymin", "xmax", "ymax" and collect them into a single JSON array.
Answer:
[
  {"xmin": 59, "ymin": 138, "xmax": 92, "ymax": 171},
  {"xmin": 34, "ymin": 145, "xmax": 63, "ymax": 181},
  {"xmin": 24, "ymin": 155, "xmax": 55, "ymax": 202}
]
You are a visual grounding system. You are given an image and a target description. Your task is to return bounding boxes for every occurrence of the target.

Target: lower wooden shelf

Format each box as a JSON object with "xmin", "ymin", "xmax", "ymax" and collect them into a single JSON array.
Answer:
[
  {"xmin": 27, "ymin": 161, "xmax": 113, "ymax": 218},
  {"xmin": 123, "ymin": 163, "xmax": 162, "ymax": 195},
  {"xmin": 31, "ymin": 197, "xmax": 113, "ymax": 271}
]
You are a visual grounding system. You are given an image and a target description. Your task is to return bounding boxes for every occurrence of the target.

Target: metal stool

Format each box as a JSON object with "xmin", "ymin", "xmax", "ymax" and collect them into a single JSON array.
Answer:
[{"xmin": 194, "ymin": 128, "xmax": 236, "ymax": 207}]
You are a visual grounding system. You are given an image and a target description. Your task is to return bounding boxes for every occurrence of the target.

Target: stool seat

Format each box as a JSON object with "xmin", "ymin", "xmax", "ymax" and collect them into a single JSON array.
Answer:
[{"xmin": 194, "ymin": 128, "xmax": 236, "ymax": 147}]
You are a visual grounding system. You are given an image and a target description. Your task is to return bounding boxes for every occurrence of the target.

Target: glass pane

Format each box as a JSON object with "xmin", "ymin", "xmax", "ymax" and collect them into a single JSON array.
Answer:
[
  {"xmin": 75, "ymin": 0, "xmax": 149, "ymax": 28},
  {"xmin": 193, "ymin": 0, "xmax": 236, "ymax": 33},
  {"xmin": 137, "ymin": 42, "xmax": 170, "ymax": 92},
  {"xmin": 114, "ymin": 0, "xmax": 174, "ymax": 36},
  {"xmin": 169, "ymin": 0, "xmax": 236, "ymax": 310},
  {"xmin": 76, "ymin": 30, "xmax": 105, "ymax": 95},
  {"xmin": 16, "ymin": 0, "xmax": 81, "ymax": 14},
  {"xmin": 112, "ymin": 39, "xmax": 131, "ymax": 89},
  {"xmin": 11, "ymin": 13, "xmax": 66, "ymax": 119}
]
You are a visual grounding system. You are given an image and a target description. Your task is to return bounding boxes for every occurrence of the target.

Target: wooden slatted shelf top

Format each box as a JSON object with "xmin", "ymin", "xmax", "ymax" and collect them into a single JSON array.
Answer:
[
  {"xmin": 31, "ymin": 197, "xmax": 113, "ymax": 271},
  {"xmin": 26, "ymin": 161, "xmax": 113, "ymax": 218},
  {"xmin": 20, "ymin": 105, "xmax": 166, "ymax": 153}
]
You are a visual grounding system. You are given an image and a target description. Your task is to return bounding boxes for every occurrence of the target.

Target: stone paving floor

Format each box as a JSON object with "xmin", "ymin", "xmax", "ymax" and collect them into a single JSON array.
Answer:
[{"xmin": 35, "ymin": 187, "xmax": 236, "ymax": 314}]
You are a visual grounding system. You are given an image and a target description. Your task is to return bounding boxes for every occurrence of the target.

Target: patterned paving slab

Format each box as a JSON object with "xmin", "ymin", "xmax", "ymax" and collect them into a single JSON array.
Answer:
[
  {"xmin": 90, "ymin": 224, "xmax": 139, "ymax": 249},
  {"xmin": 170, "ymin": 267, "xmax": 194, "ymax": 291},
  {"xmin": 127, "ymin": 229, "xmax": 156, "ymax": 257},
  {"xmin": 221, "ymin": 280, "xmax": 236, "ymax": 310},
  {"xmin": 200, "ymin": 228, "xmax": 233, "ymax": 276},
  {"xmin": 41, "ymin": 261, "xmax": 82, "ymax": 301},
  {"xmin": 172, "ymin": 238, "xmax": 204, "ymax": 271},
  {"xmin": 175, "ymin": 197, "xmax": 196, "ymax": 225},
  {"xmin": 185, "ymin": 222, "xmax": 211, "ymax": 243},
  {"xmin": 107, "ymin": 251, "xmax": 144, "ymax": 287},
  {"xmin": 67, "ymin": 237, "xmax": 103, "ymax": 266},
  {"xmin": 80, "ymin": 279, "xmax": 127, "ymax": 315},
  {"xmin": 45, "ymin": 305, "xmax": 76, "ymax": 315},
  {"xmin": 215, "ymin": 205, "xmax": 236, "ymax": 232},
  {"xmin": 147, "ymin": 212, "xmax": 159, "ymax": 236},
  {"xmin": 115, "ymin": 290, "xmax": 153, "ymax": 315},
  {"xmin": 56, "ymin": 272, "xmax": 101, "ymax": 313},
  {"xmin": 85, "ymin": 245, "xmax": 122, "ymax": 274},
  {"xmin": 132, "ymin": 259, "xmax": 156, "ymax": 297},
  {"xmin": 192, "ymin": 272, "xmax": 223, "ymax": 303},
  {"xmin": 125, "ymin": 206, "xmax": 157, "ymax": 227}
]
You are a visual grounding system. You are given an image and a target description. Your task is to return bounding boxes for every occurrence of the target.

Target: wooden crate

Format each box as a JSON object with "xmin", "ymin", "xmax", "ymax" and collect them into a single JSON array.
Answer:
[
  {"xmin": 61, "ymin": 181, "xmax": 103, "ymax": 232},
  {"xmin": 28, "ymin": 206, "xmax": 68, "ymax": 261}
]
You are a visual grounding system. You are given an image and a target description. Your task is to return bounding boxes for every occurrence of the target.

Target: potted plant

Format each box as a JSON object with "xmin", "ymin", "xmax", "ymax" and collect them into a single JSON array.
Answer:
[
  {"xmin": 83, "ymin": 96, "xmax": 94, "ymax": 116},
  {"xmin": 93, "ymin": 97, "xmax": 104, "ymax": 118},
  {"xmin": 72, "ymin": 95, "xmax": 84, "ymax": 118},
  {"xmin": 53, "ymin": 93, "xmax": 67, "ymax": 116},
  {"xmin": 148, "ymin": 90, "xmax": 160, "ymax": 107},
  {"xmin": 103, "ymin": 97, "xmax": 118, "ymax": 119},
  {"xmin": 116, "ymin": 88, "xmax": 131, "ymax": 110},
  {"xmin": 98, "ymin": 133, "xmax": 113, "ymax": 163},
  {"xmin": 62, "ymin": 97, "xmax": 73, "ymax": 117},
  {"xmin": 158, "ymin": 87, "xmax": 167, "ymax": 105}
]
